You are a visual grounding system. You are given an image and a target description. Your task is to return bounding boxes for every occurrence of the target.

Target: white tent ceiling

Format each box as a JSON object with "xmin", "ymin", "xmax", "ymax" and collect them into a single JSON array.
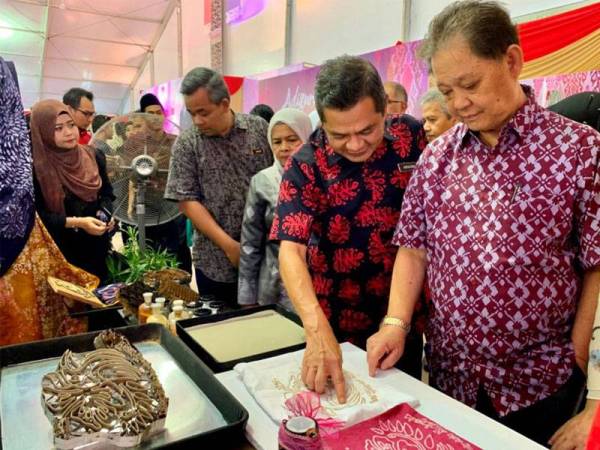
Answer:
[{"xmin": 0, "ymin": 0, "xmax": 176, "ymax": 113}]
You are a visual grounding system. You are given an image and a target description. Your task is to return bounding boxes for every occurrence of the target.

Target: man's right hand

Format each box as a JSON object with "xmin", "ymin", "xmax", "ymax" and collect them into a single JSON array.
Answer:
[
  {"xmin": 366, "ymin": 325, "xmax": 408, "ymax": 376},
  {"xmin": 302, "ymin": 323, "xmax": 347, "ymax": 404}
]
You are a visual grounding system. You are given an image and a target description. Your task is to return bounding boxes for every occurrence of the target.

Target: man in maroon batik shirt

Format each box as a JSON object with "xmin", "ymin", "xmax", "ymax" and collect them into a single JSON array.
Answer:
[
  {"xmin": 271, "ymin": 55, "xmax": 426, "ymax": 404},
  {"xmin": 367, "ymin": 1, "xmax": 600, "ymax": 446}
]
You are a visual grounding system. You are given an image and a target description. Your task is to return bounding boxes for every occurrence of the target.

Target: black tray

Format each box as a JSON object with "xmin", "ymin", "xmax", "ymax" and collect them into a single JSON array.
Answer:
[
  {"xmin": 0, "ymin": 324, "xmax": 248, "ymax": 449},
  {"xmin": 177, "ymin": 304, "xmax": 306, "ymax": 373}
]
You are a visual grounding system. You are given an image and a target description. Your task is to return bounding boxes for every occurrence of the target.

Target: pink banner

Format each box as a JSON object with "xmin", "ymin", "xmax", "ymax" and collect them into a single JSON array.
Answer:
[
  {"xmin": 245, "ymin": 42, "xmax": 430, "ymax": 118},
  {"xmin": 523, "ymin": 70, "xmax": 600, "ymax": 107}
]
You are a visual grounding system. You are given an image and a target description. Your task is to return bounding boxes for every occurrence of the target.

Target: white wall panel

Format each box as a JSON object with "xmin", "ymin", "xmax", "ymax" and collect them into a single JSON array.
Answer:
[
  {"xmin": 291, "ymin": 0, "xmax": 405, "ymax": 65},
  {"xmin": 223, "ymin": 0, "xmax": 287, "ymax": 76}
]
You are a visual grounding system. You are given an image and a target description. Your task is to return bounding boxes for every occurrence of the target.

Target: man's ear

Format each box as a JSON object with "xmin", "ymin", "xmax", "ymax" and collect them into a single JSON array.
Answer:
[{"xmin": 505, "ymin": 44, "xmax": 524, "ymax": 80}]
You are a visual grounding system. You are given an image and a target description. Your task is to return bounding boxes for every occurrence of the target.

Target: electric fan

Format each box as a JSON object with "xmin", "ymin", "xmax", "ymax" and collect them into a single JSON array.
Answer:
[{"xmin": 91, "ymin": 113, "xmax": 181, "ymax": 252}]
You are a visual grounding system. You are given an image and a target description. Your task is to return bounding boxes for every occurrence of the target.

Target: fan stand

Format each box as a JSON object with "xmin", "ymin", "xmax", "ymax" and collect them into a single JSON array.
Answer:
[
  {"xmin": 131, "ymin": 152, "xmax": 158, "ymax": 254},
  {"xmin": 135, "ymin": 179, "xmax": 148, "ymax": 253}
]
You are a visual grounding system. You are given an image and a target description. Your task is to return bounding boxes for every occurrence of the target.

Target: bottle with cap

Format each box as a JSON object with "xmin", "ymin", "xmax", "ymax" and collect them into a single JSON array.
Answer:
[
  {"xmin": 155, "ymin": 297, "xmax": 167, "ymax": 315},
  {"xmin": 146, "ymin": 303, "xmax": 168, "ymax": 328},
  {"xmin": 278, "ymin": 416, "xmax": 322, "ymax": 450},
  {"xmin": 138, "ymin": 292, "xmax": 153, "ymax": 324},
  {"xmin": 168, "ymin": 305, "xmax": 186, "ymax": 334},
  {"xmin": 170, "ymin": 299, "xmax": 191, "ymax": 319}
]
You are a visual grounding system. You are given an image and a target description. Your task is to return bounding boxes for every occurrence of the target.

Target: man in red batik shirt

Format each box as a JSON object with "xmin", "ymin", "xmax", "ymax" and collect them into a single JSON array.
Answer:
[{"xmin": 271, "ymin": 55, "xmax": 426, "ymax": 404}]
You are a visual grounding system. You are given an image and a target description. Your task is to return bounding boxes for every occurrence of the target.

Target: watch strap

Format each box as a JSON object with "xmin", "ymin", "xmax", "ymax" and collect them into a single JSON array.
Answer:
[{"xmin": 381, "ymin": 316, "xmax": 411, "ymax": 333}]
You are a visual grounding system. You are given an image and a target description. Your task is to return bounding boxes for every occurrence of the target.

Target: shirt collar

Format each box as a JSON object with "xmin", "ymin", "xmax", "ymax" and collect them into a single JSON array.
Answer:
[
  {"xmin": 458, "ymin": 84, "xmax": 539, "ymax": 147},
  {"xmin": 232, "ymin": 110, "xmax": 248, "ymax": 130},
  {"xmin": 504, "ymin": 84, "xmax": 540, "ymax": 138}
]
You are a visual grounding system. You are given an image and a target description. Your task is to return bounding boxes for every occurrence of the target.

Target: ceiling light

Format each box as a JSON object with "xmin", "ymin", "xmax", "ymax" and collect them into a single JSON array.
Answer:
[{"xmin": 0, "ymin": 20, "xmax": 14, "ymax": 39}]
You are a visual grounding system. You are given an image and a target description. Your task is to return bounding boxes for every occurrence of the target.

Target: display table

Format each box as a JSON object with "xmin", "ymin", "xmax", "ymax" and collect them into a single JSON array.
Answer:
[{"xmin": 217, "ymin": 343, "xmax": 545, "ymax": 450}]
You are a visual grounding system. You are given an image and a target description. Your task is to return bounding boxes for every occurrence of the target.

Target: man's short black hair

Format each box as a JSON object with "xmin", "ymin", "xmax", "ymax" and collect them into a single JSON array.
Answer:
[
  {"xmin": 91, "ymin": 114, "xmax": 111, "ymax": 133},
  {"xmin": 315, "ymin": 55, "xmax": 386, "ymax": 123},
  {"xmin": 63, "ymin": 87, "xmax": 94, "ymax": 109},
  {"xmin": 249, "ymin": 104, "xmax": 274, "ymax": 123}
]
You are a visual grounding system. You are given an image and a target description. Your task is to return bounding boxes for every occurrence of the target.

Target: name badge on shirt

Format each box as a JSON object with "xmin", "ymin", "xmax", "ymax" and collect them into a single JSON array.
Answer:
[
  {"xmin": 251, "ymin": 148, "xmax": 264, "ymax": 155},
  {"xmin": 397, "ymin": 162, "xmax": 416, "ymax": 172}
]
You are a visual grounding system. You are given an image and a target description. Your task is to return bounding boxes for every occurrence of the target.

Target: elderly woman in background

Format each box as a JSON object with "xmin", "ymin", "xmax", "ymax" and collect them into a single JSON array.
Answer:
[
  {"xmin": 238, "ymin": 108, "xmax": 312, "ymax": 310},
  {"xmin": 0, "ymin": 59, "xmax": 96, "ymax": 346},
  {"xmin": 31, "ymin": 99, "xmax": 115, "ymax": 283}
]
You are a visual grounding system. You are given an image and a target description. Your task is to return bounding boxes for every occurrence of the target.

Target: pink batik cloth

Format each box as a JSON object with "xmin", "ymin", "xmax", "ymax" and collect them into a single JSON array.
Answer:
[{"xmin": 322, "ymin": 402, "xmax": 481, "ymax": 450}]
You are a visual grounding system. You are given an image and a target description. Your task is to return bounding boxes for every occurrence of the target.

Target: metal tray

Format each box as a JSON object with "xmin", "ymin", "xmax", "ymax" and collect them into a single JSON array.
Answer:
[
  {"xmin": 0, "ymin": 324, "xmax": 248, "ymax": 449},
  {"xmin": 177, "ymin": 305, "xmax": 306, "ymax": 373}
]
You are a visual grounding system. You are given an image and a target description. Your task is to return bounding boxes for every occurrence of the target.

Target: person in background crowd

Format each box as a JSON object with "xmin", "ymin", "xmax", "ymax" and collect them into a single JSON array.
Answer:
[
  {"xmin": 1, "ymin": 60, "xmax": 96, "ymax": 346},
  {"xmin": 126, "ymin": 93, "xmax": 192, "ymax": 274},
  {"xmin": 63, "ymin": 87, "xmax": 95, "ymax": 145},
  {"xmin": 165, "ymin": 67, "xmax": 272, "ymax": 304},
  {"xmin": 31, "ymin": 100, "xmax": 115, "ymax": 283},
  {"xmin": 238, "ymin": 108, "xmax": 312, "ymax": 310},
  {"xmin": 367, "ymin": 1, "xmax": 600, "ymax": 445},
  {"xmin": 140, "ymin": 93, "xmax": 165, "ymax": 117},
  {"xmin": 548, "ymin": 91, "xmax": 600, "ymax": 132},
  {"xmin": 92, "ymin": 114, "xmax": 111, "ymax": 134},
  {"xmin": 383, "ymin": 81, "xmax": 408, "ymax": 116},
  {"xmin": 420, "ymin": 88, "xmax": 458, "ymax": 142},
  {"xmin": 250, "ymin": 103, "xmax": 275, "ymax": 124},
  {"xmin": 272, "ymin": 55, "xmax": 426, "ymax": 403}
]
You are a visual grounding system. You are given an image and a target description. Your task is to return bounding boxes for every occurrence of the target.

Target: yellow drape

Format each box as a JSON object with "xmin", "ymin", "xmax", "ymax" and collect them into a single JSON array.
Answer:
[{"xmin": 520, "ymin": 28, "xmax": 600, "ymax": 79}]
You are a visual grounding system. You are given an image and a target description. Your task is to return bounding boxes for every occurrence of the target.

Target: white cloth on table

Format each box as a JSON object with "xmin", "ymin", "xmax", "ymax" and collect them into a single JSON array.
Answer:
[{"xmin": 233, "ymin": 342, "xmax": 418, "ymax": 428}]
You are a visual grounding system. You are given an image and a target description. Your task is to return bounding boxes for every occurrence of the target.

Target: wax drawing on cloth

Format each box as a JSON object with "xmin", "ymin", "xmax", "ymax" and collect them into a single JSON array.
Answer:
[
  {"xmin": 321, "ymin": 403, "xmax": 481, "ymax": 450},
  {"xmin": 363, "ymin": 414, "xmax": 479, "ymax": 450},
  {"xmin": 272, "ymin": 369, "xmax": 378, "ymax": 416}
]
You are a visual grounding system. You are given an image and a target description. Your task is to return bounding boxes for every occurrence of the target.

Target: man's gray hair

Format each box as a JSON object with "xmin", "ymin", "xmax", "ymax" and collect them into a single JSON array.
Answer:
[
  {"xmin": 419, "ymin": 1, "xmax": 519, "ymax": 69},
  {"xmin": 420, "ymin": 89, "xmax": 452, "ymax": 118},
  {"xmin": 180, "ymin": 67, "xmax": 230, "ymax": 103}
]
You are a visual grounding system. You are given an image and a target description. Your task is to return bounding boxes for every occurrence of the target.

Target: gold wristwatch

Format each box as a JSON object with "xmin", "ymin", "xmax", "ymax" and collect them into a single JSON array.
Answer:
[{"xmin": 380, "ymin": 316, "xmax": 411, "ymax": 333}]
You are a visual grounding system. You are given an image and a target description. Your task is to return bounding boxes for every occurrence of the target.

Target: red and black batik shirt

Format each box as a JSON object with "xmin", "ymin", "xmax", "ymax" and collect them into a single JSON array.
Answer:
[{"xmin": 271, "ymin": 115, "xmax": 425, "ymax": 346}]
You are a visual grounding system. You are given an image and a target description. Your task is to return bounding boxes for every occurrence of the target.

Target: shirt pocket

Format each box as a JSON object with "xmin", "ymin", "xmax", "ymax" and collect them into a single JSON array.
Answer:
[{"xmin": 503, "ymin": 186, "xmax": 573, "ymax": 265}]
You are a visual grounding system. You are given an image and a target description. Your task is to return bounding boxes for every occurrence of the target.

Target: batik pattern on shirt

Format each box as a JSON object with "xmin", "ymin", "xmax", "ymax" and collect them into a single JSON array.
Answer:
[
  {"xmin": 165, "ymin": 113, "xmax": 272, "ymax": 283},
  {"xmin": 271, "ymin": 115, "xmax": 425, "ymax": 345},
  {"xmin": 394, "ymin": 86, "xmax": 600, "ymax": 416}
]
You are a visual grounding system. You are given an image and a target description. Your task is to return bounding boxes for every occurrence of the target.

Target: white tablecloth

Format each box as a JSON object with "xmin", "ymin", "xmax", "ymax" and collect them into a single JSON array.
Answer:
[{"xmin": 216, "ymin": 342, "xmax": 545, "ymax": 450}]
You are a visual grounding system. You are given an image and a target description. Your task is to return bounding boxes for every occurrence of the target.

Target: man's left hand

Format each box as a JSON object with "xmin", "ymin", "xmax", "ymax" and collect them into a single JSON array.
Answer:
[
  {"xmin": 366, "ymin": 325, "xmax": 407, "ymax": 377},
  {"xmin": 549, "ymin": 399, "xmax": 598, "ymax": 450}
]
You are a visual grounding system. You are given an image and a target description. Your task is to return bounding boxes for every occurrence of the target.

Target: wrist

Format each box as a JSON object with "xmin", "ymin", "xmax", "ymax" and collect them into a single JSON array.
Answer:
[
  {"xmin": 66, "ymin": 217, "xmax": 80, "ymax": 229},
  {"xmin": 304, "ymin": 304, "xmax": 332, "ymax": 337}
]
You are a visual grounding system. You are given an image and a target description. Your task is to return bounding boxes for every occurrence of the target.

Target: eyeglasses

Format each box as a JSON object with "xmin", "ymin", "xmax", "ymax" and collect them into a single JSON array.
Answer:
[{"xmin": 77, "ymin": 108, "xmax": 96, "ymax": 118}]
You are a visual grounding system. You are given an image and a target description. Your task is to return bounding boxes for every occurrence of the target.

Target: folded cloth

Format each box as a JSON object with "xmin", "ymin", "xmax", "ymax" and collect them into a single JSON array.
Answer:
[
  {"xmin": 234, "ymin": 342, "xmax": 418, "ymax": 428},
  {"xmin": 322, "ymin": 402, "xmax": 481, "ymax": 450}
]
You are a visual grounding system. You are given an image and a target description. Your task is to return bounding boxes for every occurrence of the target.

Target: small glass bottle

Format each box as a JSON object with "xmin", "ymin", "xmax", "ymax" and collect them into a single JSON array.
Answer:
[
  {"xmin": 155, "ymin": 297, "xmax": 167, "ymax": 315},
  {"xmin": 146, "ymin": 303, "xmax": 168, "ymax": 327},
  {"xmin": 138, "ymin": 292, "xmax": 153, "ymax": 324},
  {"xmin": 171, "ymin": 299, "xmax": 190, "ymax": 319},
  {"xmin": 169, "ymin": 305, "xmax": 185, "ymax": 334}
]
